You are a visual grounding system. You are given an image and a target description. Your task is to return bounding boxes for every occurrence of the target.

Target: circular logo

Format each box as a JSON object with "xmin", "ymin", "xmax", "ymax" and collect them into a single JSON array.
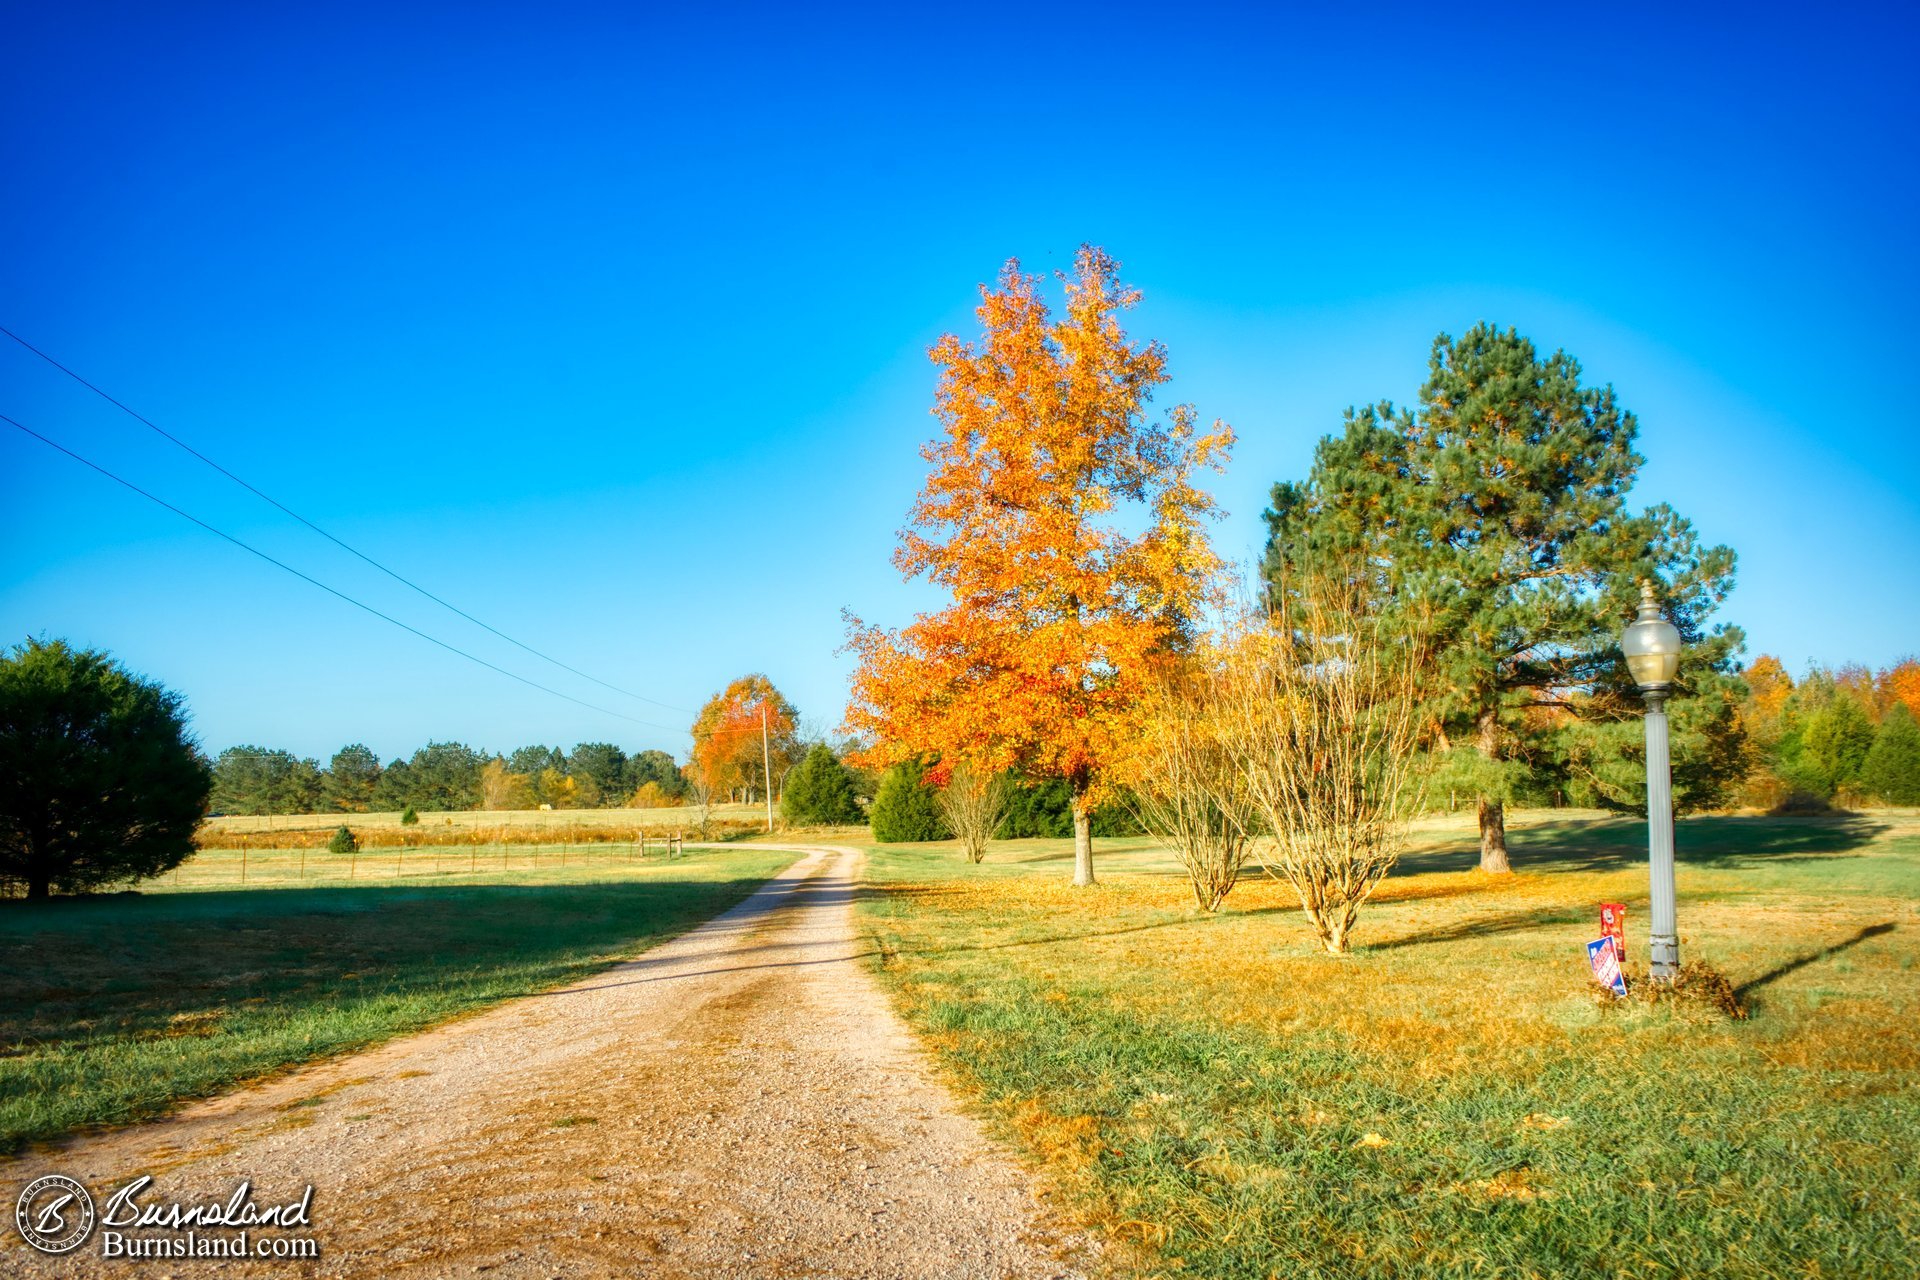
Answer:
[{"xmin": 15, "ymin": 1175, "xmax": 96, "ymax": 1255}]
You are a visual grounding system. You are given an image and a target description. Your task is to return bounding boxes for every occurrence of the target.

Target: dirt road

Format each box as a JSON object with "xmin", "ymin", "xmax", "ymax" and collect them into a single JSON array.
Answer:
[{"xmin": 5, "ymin": 846, "xmax": 1091, "ymax": 1278}]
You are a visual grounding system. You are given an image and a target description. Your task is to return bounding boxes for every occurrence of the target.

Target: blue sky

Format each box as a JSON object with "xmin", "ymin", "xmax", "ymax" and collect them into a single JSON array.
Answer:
[{"xmin": 4, "ymin": 3, "xmax": 1916, "ymax": 763}]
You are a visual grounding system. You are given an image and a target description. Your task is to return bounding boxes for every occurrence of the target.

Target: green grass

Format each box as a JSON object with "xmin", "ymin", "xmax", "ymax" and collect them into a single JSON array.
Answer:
[
  {"xmin": 859, "ymin": 811, "xmax": 1920, "ymax": 1279},
  {"xmin": 0, "ymin": 844, "xmax": 797, "ymax": 1152}
]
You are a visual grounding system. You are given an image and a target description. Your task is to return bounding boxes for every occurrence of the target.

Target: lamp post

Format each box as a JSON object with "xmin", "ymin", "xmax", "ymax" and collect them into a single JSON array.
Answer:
[{"xmin": 1621, "ymin": 580, "xmax": 1684, "ymax": 980}]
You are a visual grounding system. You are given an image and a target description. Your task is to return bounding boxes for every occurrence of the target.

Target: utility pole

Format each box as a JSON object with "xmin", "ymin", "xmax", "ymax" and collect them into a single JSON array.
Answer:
[{"xmin": 761, "ymin": 704, "xmax": 774, "ymax": 833}]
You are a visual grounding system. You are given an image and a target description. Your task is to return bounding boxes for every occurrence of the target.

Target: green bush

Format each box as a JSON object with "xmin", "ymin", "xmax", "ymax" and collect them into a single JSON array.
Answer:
[
  {"xmin": 782, "ymin": 744, "xmax": 864, "ymax": 826},
  {"xmin": 0, "ymin": 638, "xmax": 210, "ymax": 897},
  {"xmin": 1862, "ymin": 705, "xmax": 1920, "ymax": 805},
  {"xmin": 326, "ymin": 825, "xmax": 358, "ymax": 854},
  {"xmin": 399, "ymin": 805, "xmax": 419, "ymax": 826},
  {"xmin": 997, "ymin": 774, "xmax": 1142, "ymax": 838},
  {"xmin": 870, "ymin": 760, "xmax": 950, "ymax": 842}
]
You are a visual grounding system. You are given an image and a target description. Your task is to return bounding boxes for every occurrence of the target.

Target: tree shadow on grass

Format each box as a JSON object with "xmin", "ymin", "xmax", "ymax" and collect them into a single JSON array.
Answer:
[
  {"xmin": 1363, "ymin": 905, "xmax": 1588, "ymax": 952},
  {"xmin": 1734, "ymin": 922, "xmax": 1898, "ymax": 1001},
  {"xmin": 1394, "ymin": 813, "xmax": 1889, "ymax": 877},
  {"xmin": 0, "ymin": 873, "xmax": 787, "ymax": 1050}
]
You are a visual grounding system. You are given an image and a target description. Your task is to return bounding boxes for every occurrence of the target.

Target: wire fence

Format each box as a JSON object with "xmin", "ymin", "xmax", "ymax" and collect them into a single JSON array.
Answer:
[{"xmin": 153, "ymin": 835, "xmax": 694, "ymax": 891}]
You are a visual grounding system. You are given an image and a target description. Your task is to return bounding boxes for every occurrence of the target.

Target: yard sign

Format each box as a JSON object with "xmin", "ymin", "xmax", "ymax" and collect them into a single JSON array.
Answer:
[
  {"xmin": 1587, "ymin": 936, "xmax": 1628, "ymax": 996},
  {"xmin": 1599, "ymin": 903, "xmax": 1627, "ymax": 961}
]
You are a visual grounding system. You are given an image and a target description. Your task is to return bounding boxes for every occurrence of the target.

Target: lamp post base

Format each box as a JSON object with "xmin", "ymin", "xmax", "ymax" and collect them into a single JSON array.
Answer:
[{"xmin": 1648, "ymin": 932, "xmax": 1678, "ymax": 982}]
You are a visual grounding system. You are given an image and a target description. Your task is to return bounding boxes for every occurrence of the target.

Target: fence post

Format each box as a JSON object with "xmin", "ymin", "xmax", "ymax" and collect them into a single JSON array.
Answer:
[
  {"xmin": 241, "ymin": 841, "xmax": 247, "ymax": 885},
  {"xmin": 299, "ymin": 846, "xmax": 306, "ymax": 883}
]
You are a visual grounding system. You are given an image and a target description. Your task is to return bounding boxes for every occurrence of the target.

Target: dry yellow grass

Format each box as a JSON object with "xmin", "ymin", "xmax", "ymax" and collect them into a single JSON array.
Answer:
[{"xmin": 204, "ymin": 802, "xmax": 764, "ymax": 834}]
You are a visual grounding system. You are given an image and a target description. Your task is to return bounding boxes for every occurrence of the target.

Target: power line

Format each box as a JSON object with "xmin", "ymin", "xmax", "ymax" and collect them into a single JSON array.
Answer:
[
  {"xmin": 3, "ymin": 412, "xmax": 686, "ymax": 738},
  {"xmin": 0, "ymin": 324, "xmax": 691, "ymax": 714}
]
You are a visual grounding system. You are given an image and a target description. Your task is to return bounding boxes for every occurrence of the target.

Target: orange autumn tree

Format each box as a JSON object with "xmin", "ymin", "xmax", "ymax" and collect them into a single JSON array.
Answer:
[
  {"xmin": 690, "ymin": 674, "xmax": 798, "ymax": 804},
  {"xmin": 1879, "ymin": 657, "xmax": 1920, "ymax": 720},
  {"xmin": 1743, "ymin": 655, "xmax": 1794, "ymax": 724},
  {"xmin": 844, "ymin": 246, "xmax": 1232, "ymax": 886}
]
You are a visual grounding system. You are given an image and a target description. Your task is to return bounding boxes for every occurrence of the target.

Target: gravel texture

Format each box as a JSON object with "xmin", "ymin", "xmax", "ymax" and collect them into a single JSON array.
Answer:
[{"xmin": 5, "ymin": 845, "xmax": 1094, "ymax": 1279}]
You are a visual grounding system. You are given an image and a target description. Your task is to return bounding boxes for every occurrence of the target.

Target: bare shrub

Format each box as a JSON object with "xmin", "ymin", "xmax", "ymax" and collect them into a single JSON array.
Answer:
[
  {"xmin": 1128, "ymin": 664, "xmax": 1262, "ymax": 911},
  {"xmin": 935, "ymin": 762, "xmax": 1010, "ymax": 864},
  {"xmin": 1214, "ymin": 563, "xmax": 1428, "ymax": 954},
  {"xmin": 685, "ymin": 771, "xmax": 717, "ymax": 840}
]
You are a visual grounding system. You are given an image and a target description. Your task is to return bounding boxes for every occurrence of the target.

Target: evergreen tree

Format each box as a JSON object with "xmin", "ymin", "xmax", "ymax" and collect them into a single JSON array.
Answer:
[
  {"xmin": 869, "ymin": 759, "xmax": 950, "ymax": 842},
  {"xmin": 374, "ymin": 759, "xmax": 416, "ymax": 811},
  {"xmin": 323, "ymin": 743, "xmax": 382, "ymax": 812},
  {"xmin": 0, "ymin": 639, "xmax": 211, "ymax": 898},
  {"xmin": 1861, "ymin": 705, "xmax": 1920, "ymax": 805},
  {"xmin": 401, "ymin": 741, "xmax": 484, "ymax": 810},
  {"xmin": 781, "ymin": 744, "xmax": 864, "ymax": 826},
  {"xmin": 1263, "ymin": 325, "xmax": 1740, "ymax": 870},
  {"xmin": 507, "ymin": 744, "xmax": 564, "ymax": 777},
  {"xmin": 1804, "ymin": 696, "xmax": 1877, "ymax": 795},
  {"xmin": 210, "ymin": 746, "xmax": 323, "ymax": 815},
  {"xmin": 998, "ymin": 774, "xmax": 1142, "ymax": 838},
  {"xmin": 567, "ymin": 742, "xmax": 628, "ymax": 808},
  {"xmin": 624, "ymin": 748, "xmax": 688, "ymax": 801},
  {"xmin": 1546, "ymin": 670, "xmax": 1749, "ymax": 814},
  {"xmin": 327, "ymin": 824, "xmax": 358, "ymax": 854}
]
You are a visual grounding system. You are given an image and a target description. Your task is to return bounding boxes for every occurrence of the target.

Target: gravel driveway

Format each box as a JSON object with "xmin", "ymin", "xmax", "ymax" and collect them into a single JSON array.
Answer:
[{"xmin": 4, "ymin": 845, "xmax": 1092, "ymax": 1278}]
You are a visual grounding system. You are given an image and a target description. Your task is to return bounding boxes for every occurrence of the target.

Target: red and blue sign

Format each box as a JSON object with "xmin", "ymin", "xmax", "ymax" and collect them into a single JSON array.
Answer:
[{"xmin": 1587, "ymin": 936, "xmax": 1628, "ymax": 995}]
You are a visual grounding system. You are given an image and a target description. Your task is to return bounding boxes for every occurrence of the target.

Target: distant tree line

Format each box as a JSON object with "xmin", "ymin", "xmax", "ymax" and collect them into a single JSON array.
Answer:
[
  {"xmin": 1737, "ymin": 656, "xmax": 1920, "ymax": 808},
  {"xmin": 208, "ymin": 741, "xmax": 690, "ymax": 815}
]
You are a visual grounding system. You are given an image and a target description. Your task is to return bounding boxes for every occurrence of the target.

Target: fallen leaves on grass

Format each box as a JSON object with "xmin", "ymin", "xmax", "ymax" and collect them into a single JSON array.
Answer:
[
  {"xmin": 1454, "ymin": 1169, "xmax": 1551, "ymax": 1202},
  {"xmin": 1594, "ymin": 960, "xmax": 1747, "ymax": 1021}
]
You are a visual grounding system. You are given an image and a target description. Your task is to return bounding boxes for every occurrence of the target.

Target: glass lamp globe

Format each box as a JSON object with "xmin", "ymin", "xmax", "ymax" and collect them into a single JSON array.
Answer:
[{"xmin": 1621, "ymin": 581, "xmax": 1682, "ymax": 692}]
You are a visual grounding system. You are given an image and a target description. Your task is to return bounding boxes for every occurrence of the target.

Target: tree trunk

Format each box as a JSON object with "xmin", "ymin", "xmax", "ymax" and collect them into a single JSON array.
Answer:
[
  {"xmin": 1478, "ymin": 797, "xmax": 1511, "ymax": 874},
  {"xmin": 26, "ymin": 874, "xmax": 50, "ymax": 900},
  {"xmin": 1070, "ymin": 790, "xmax": 1096, "ymax": 886},
  {"xmin": 1475, "ymin": 708, "xmax": 1512, "ymax": 873}
]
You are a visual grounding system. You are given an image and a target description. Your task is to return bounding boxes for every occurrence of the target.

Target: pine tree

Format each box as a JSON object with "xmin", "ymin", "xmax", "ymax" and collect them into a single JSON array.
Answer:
[
  {"xmin": 1264, "ymin": 325, "xmax": 1740, "ymax": 870},
  {"xmin": 1801, "ymin": 695, "xmax": 1875, "ymax": 792},
  {"xmin": 324, "ymin": 744, "xmax": 382, "ymax": 812},
  {"xmin": 869, "ymin": 760, "xmax": 950, "ymax": 843},
  {"xmin": 1861, "ymin": 705, "xmax": 1920, "ymax": 805},
  {"xmin": 781, "ymin": 744, "xmax": 864, "ymax": 826}
]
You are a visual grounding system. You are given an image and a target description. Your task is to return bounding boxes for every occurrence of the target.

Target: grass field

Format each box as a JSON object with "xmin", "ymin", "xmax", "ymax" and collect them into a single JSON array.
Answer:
[
  {"xmin": 0, "ymin": 843, "xmax": 798, "ymax": 1152},
  {"xmin": 858, "ymin": 809, "xmax": 1920, "ymax": 1279},
  {"xmin": 202, "ymin": 803, "xmax": 766, "ymax": 837},
  {"xmin": 152, "ymin": 836, "xmax": 735, "ymax": 890},
  {"xmin": 197, "ymin": 803, "xmax": 770, "ymax": 849}
]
